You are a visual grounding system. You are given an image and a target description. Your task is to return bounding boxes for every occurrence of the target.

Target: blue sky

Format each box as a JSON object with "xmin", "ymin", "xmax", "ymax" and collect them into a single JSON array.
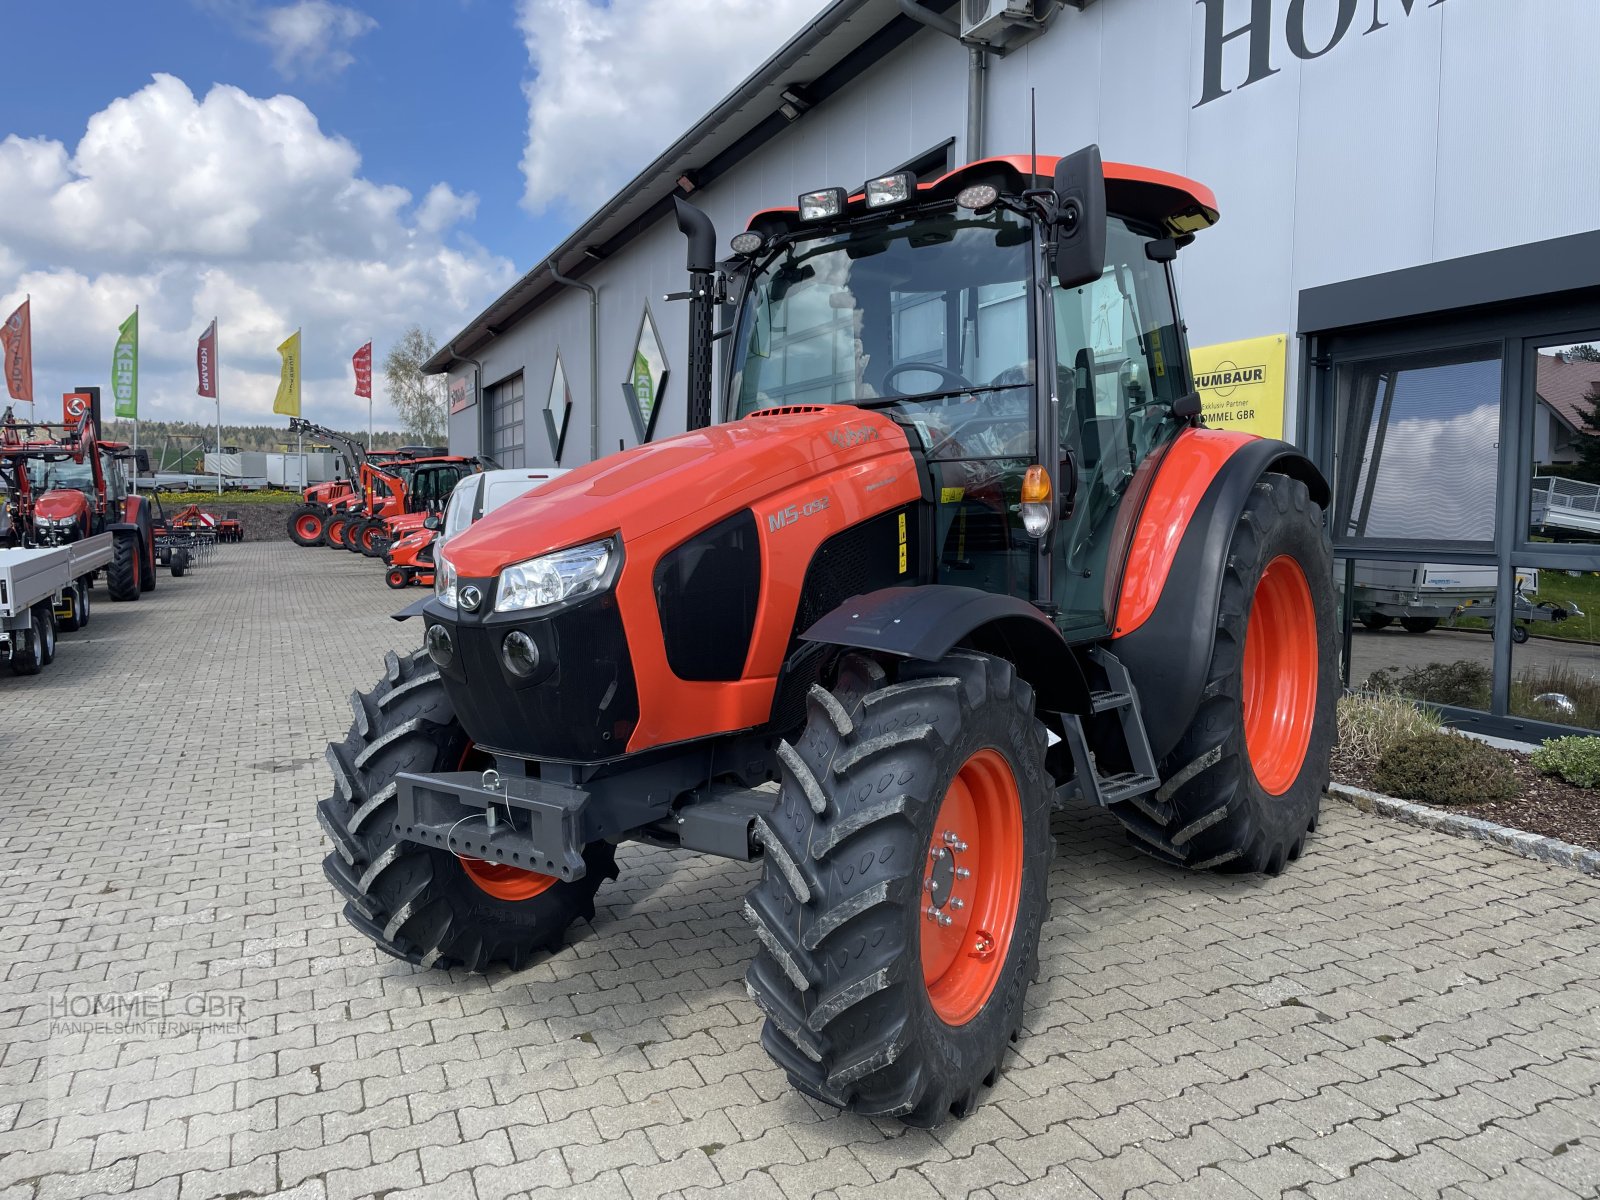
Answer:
[{"xmin": 0, "ymin": 0, "xmax": 821, "ymax": 430}]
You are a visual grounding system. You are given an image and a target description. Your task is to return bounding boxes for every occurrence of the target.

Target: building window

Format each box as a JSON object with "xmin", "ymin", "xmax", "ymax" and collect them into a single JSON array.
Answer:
[
  {"xmin": 625, "ymin": 307, "xmax": 669, "ymax": 443},
  {"xmin": 544, "ymin": 351, "xmax": 572, "ymax": 463},
  {"xmin": 485, "ymin": 373, "xmax": 525, "ymax": 468}
]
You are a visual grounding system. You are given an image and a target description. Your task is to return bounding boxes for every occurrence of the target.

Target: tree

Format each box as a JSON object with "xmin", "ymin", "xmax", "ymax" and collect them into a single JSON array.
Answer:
[
  {"xmin": 1566, "ymin": 345, "xmax": 1600, "ymax": 362},
  {"xmin": 1575, "ymin": 383, "xmax": 1600, "ymax": 484},
  {"xmin": 384, "ymin": 327, "xmax": 448, "ymax": 444}
]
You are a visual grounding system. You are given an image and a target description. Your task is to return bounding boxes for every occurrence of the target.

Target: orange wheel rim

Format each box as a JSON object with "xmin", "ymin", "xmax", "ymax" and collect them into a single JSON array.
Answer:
[
  {"xmin": 459, "ymin": 857, "xmax": 559, "ymax": 901},
  {"xmin": 295, "ymin": 514, "xmax": 321, "ymax": 539},
  {"xmin": 920, "ymin": 748, "xmax": 1024, "ymax": 1026},
  {"xmin": 1242, "ymin": 555, "xmax": 1318, "ymax": 796},
  {"xmin": 449, "ymin": 742, "xmax": 560, "ymax": 901}
]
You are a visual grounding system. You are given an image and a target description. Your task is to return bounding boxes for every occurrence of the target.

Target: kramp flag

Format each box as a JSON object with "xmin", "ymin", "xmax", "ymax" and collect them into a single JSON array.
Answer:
[
  {"xmin": 273, "ymin": 330, "xmax": 301, "ymax": 417},
  {"xmin": 113, "ymin": 309, "xmax": 139, "ymax": 419},
  {"xmin": 1, "ymin": 299, "xmax": 33, "ymax": 404},
  {"xmin": 353, "ymin": 341, "xmax": 372, "ymax": 398},
  {"xmin": 197, "ymin": 319, "xmax": 218, "ymax": 398}
]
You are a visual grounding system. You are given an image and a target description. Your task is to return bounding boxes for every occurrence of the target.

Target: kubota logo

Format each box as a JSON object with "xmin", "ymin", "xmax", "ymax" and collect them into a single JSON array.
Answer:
[
  {"xmin": 828, "ymin": 425, "xmax": 879, "ymax": 449},
  {"xmin": 1194, "ymin": 361, "xmax": 1265, "ymax": 398},
  {"xmin": 459, "ymin": 586, "xmax": 482, "ymax": 611}
]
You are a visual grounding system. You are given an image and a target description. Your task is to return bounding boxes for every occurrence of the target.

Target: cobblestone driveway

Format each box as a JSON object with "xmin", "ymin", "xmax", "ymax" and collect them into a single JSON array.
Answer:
[{"xmin": 2, "ymin": 542, "xmax": 1598, "ymax": 1200}]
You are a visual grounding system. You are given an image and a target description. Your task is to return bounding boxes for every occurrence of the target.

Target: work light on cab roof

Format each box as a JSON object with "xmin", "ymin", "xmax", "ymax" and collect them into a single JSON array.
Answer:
[{"xmin": 798, "ymin": 187, "xmax": 845, "ymax": 221}]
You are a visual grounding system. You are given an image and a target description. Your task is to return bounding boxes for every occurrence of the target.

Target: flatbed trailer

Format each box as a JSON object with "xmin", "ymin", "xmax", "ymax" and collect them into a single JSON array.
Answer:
[{"xmin": 0, "ymin": 533, "xmax": 112, "ymax": 676}]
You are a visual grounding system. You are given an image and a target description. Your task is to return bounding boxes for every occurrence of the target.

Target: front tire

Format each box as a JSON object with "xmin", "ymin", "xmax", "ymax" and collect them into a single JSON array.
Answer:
[
  {"xmin": 1401, "ymin": 617, "xmax": 1438, "ymax": 634},
  {"xmin": 289, "ymin": 507, "xmax": 325, "ymax": 547},
  {"xmin": 317, "ymin": 649, "xmax": 618, "ymax": 971},
  {"xmin": 107, "ymin": 532, "xmax": 141, "ymax": 601},
  {"xmin": 325, "ymin": 517, "xmax": 349, "ymax": 549},
  {"xmin": 744, "ymin": 650, "xmax": 1052, "ymax": 1126},
  {"xmin": 38, "ymin": 609, "xmax": 56, "ymax": 665},
  {"xmin": 1113, "ymin": 473, "xmax": 1335, "ymax": 875},
  {"xmin": 10, "ymin": 614, "xmax": 44, "ymax": 676}
]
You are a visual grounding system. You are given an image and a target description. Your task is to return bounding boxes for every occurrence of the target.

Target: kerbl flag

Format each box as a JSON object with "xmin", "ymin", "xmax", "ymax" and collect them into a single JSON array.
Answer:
[
  {"xmin": 353, "ymin": 341, "xmax": 372, "ymax": 398},
  {"xmin": 0, "ymin": 299, "xmax": 31, "ymax": 403},
  {"xmin": 197, "ymin": 319, "xmax": 218, "ymax": 398},
  {"xmin": 113, "ymin": 310, "xmax": 139, "ymax": 419},
  {"xmin": 273, "ymin": 330, "xmax": 301, "ymax": 417}
]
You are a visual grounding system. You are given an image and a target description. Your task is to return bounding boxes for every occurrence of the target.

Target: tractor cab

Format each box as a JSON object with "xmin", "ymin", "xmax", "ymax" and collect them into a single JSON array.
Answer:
[{"xmin": 726, "ymin": 152, "xmax": 1216, "ymax": 639}]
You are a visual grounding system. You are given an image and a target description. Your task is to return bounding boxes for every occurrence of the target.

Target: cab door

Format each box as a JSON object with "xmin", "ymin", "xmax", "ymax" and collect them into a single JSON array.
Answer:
[{"xmin": 1049, "ymin": 219, "xmax": 1193, "ymax": 640}]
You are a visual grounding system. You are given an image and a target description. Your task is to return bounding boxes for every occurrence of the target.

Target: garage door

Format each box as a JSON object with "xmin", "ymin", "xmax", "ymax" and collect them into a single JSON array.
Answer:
[{"xmin": 486, "ymin": 374, "xmax": 525, "ymax": 467}]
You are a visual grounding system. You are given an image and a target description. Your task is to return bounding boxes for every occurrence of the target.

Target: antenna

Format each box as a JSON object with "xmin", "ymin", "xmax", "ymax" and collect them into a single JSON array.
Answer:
[{"xmin": 1030, "ymin": 87, "xmax": 1038, "ymax": 189}]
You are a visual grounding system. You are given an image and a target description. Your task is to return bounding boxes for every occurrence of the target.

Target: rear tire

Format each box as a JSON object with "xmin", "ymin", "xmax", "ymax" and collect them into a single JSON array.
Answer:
[
  {"xmin": 1112, "ymin": 474, "xmax": 1335, "ymax": 876},
  {"xmin": 744, "ymin": 650, "xmax": 1052, "ymax": 1126},
  {"xmin": 171, "ymin": 549, "xmax": 189, "ymax": 577},
  {"xmin": 1401, "ymin": 617, "xmax": 1438, "ymax": 634},
  {"xmin": 9, "ymin": 615, "xmax": 44, "ymax": 676},
  {"xmin": 59, "ymin": 584, "xmax": 85, "ymax": 632},
  {"xmin": 289, "ymin": 507, "xmax": 325, "ymax": 547},
  {"xmin": 38, "ymin": 609, "xmax": 56, "ymax": 665},
  {"xmin": 317, "ymin": 650, "xmax": 618, "ymax": 971},
  {"xmin": 1360, "ymin": 613, "xmax": 1391, "ymax": 631},
  {"xmin": 107, "ymin": 532, "xmax": 141, "ymax": 601}
]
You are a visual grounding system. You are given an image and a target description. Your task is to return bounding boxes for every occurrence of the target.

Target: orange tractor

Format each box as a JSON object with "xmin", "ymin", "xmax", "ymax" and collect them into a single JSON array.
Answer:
[
  {"xmin": 2, "ymin": 403, "xmax": 163, "ymax": 602},
  {"xmin": 317, "ymin": 149, "xmax": 1336, "ymax": 1125},
  {"xmin": 284, "ymin": 416, "xmax": 448, "ymax": 547},
  {"xmin": 332, "ymin": 456, "xmax": 479, "ymax": 558}
]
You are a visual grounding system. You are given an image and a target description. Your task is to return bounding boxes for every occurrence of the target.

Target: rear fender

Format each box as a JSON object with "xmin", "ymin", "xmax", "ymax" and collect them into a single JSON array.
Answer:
[
  {"xmin": 802, "ymin": 585, "xmax": 1091, "ymax": 714},
  {"xmin": 1110, "ymin": 431, "xmax": 1328, "ymax": 760}
]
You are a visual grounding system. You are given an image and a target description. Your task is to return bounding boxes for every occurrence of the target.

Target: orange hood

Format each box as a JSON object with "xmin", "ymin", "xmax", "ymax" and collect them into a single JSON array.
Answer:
[
  {"xmin": 35, "ymin": 489, "xmax": 90, "ymax": 525},
  {"xmin": 443, "ymin": 407, "xmax": 913, "ymax": 578}
]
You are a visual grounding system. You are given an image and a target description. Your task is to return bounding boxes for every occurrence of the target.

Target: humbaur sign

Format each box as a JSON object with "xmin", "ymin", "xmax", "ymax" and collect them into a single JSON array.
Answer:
[{"xmin": 1189, "ymin": 333, "xmax": 1288, "ymax": 439}]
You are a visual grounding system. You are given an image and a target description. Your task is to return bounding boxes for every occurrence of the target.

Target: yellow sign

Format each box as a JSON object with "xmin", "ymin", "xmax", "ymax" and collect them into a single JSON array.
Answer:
[{"xmin": 1189, "ymin": 334, "xmax": 1288, "ymax": 439}]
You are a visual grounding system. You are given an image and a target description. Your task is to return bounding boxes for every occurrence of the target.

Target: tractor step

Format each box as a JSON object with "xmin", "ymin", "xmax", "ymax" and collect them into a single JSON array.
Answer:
[
  {"xmin": 1089, "ymin": 689, "xmax": 1131, "ymax": 713},
  {"xmin": 1055, "ymin": 647, "xmax": 1162, "ymax": 810},
  {"xmin": 1099, "ymin": 771, "xmax": 1162, "ymax": 806}
]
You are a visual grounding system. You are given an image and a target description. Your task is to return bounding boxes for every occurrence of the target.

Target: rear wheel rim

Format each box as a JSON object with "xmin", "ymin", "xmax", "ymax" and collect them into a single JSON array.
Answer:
[
  {"xmin": 295, "ymin": 513, "xmax": 321, "ymax": 539},
  {"xmin": 919, "ymin": 747, "xmax": 1024, "ymax": 1026},
  {"xmin": 450, "ymin": 743, "xmax": 562, "ymax": 901},
  {"xmin": 1242, "ymin": 554, "xmax": 1318, "ymax": 796}
]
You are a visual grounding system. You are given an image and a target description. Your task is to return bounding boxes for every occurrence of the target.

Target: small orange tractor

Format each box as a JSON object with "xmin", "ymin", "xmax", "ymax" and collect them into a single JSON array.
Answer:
[
  {"xmin": 334, "ymin": 456, "xmax": 479, "ymax": 557},
  {"xmin": 318, "ymin": 148, "xmax": 1336, "ymax": 1125}
]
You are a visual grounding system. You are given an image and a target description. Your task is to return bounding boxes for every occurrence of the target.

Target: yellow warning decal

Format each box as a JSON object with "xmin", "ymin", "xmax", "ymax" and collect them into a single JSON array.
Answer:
[
  {"xmin": 897, "ymin": 512, "xmax": 908, "ymax": 574},
  {"xmin": 939, "ymin": 486, "xmax": 965, "ymax": 503}
]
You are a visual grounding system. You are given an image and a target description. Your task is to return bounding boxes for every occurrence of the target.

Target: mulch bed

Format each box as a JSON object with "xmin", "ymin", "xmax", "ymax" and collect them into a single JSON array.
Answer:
[{"xmin": 1333, "ymin": 744, "xmax": 1600, "ymax": 853}]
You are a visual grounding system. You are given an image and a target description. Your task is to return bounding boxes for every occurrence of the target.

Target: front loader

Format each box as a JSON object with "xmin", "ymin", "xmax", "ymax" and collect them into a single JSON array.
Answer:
[{"xmin": 316, "ymin": 148, "xmax": 1336, "ymax": 1126}]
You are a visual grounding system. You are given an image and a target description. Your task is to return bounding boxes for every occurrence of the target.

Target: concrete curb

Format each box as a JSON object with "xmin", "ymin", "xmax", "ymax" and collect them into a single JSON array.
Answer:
[{"xmin": 1328, "ymin": 782, "xmax": 1600, "ymax": 877}]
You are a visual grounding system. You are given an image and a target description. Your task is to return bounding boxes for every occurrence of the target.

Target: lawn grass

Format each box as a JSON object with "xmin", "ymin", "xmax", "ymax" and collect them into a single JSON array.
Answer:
[{"xmin": 142, "ymin": 489, "xmax": 304, "ymax": 505}]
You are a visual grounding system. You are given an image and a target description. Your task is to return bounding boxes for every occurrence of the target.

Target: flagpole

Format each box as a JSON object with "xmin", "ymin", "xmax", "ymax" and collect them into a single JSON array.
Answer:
[
  {"xmin": 25, "ymin": 293, "xmax": 33, "ymax": 421},
  {"xmin": 215, "ymin": 318, "xmax": 223, "ymax": 497},
  {"xmin": 131, "ymin": 304, "xmax": 139, "ymax": 495},
  {"xmin": 296, "ymin": 328, "xmax": 303, "ymax": 465}
]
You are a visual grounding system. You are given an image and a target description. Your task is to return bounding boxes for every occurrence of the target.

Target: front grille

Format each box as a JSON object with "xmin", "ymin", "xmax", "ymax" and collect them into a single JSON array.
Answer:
[{"xmin": 434, "ymin": 590, "xmax": 639, "ymax": 762}]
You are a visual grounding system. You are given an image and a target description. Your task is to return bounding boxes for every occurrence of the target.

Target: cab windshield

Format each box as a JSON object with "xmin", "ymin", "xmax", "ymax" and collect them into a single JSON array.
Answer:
[
  {"xmin": 25, "ymin": 460, "xmax": 95, "ymax": 493},
  {"xmin": 732, "ymin": 205, "xmax": 1036, "ymax": 463}
]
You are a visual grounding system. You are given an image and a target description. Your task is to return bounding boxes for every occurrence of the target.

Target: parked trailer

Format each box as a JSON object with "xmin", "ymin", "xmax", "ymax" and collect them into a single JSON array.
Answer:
[
  {"xmin": 1351, "ymin": 562, "xmax": 1508, "ymax": 633},
  {"xmin": 0, "ymin": 533, "xmax": 112, "ymax": 675}
]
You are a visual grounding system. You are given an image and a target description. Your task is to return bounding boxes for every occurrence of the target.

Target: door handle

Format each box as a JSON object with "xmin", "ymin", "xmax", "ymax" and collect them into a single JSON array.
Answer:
[{"xmin": 1059, "ymin": 451, "xmax": 1078, "ymax": 520}]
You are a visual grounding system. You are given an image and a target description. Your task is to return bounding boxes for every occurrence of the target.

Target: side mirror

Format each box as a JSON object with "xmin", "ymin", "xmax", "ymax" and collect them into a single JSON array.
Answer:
[
  {"xmin": 423, "ymin": 514, "xmax": 442, "ymax": 531},
  {"xmin": 1052, "ymin": 145, "xmax": 1107, "ymax": 290},
  {"xmin": 135, "ymin": 449, "xmax": 151, "ymax": 474}
]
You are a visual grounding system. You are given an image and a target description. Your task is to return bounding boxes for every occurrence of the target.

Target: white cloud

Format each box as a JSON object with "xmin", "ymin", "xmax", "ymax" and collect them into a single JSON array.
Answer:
[
  {"xmin": 0, "ymin": 74, "xmax": 514, "ymax": 431},
  {"xmin": 517, "ymin": 0, "xmax": 826, "ymax": 214},
  {"xmin": 255, "ymin": 1, "xmax": 377, "ymax": 79}
]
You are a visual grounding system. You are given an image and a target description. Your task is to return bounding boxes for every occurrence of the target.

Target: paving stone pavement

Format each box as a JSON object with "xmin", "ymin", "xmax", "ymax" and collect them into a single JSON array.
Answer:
[{"xmin": 2, "ymin": 541, "xmax": 1598, "ymax": 1200}]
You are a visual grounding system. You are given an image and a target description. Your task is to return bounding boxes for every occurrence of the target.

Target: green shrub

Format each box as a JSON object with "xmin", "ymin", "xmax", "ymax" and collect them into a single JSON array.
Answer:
[
  {"xmin": 1364, "ymin": 660, "xmax": 1492, "ymax": 710},
  {"xmin": 1374, "ymin": 731, "xmax": 1518, "ymax": 806},
  {"xmin": 1336, "ymin": 693, "xmax": 1441, "ymax": 762},
  {"xmin": 1529, "ymin": 735, "xmax": 1600, "ymax": 789}
]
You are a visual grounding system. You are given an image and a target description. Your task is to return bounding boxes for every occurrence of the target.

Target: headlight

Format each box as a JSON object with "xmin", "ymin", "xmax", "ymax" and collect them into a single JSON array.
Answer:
[
  {"xmin": 495, "ymin": 538, "xmax": 617, "ymax": 614},
  {"xmin": 435, "ymin": 552, "xmax": 459, "ymax": 608}
]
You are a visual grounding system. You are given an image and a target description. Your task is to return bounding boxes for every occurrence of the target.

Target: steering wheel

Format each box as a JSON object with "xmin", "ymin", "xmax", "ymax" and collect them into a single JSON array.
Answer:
[{"xmin": 880, "ymin": 361, "xmax": 976, "ymax": 396}]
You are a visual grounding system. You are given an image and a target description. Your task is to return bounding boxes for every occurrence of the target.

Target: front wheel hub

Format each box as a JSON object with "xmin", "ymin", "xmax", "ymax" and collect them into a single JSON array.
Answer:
[{"xmin": 919, "ymin": 748, "xmax": 1023, "ymax": 1026}]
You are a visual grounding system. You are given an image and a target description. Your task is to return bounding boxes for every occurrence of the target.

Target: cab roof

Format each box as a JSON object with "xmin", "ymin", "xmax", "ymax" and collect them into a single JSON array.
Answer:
[{"xmin": 746, "ymin": 155, "xmax": 1220, "ymax": 241}]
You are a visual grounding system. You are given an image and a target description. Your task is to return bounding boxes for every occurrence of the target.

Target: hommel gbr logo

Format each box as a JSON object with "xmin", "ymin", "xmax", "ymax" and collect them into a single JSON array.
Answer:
[
  {"xmin": 1195, "ymin": 0, "xmax": 1452, "ymax": 108},
  {"xmin": 1195, "ymin": 361, "xmax": 1265, "ymax": 398}
]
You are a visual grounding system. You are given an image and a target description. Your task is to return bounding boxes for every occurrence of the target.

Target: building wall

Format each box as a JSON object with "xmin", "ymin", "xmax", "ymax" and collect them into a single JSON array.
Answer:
[{"xmin": 450, "ymin": 0, "xmax": 1599, "ymax": 462}]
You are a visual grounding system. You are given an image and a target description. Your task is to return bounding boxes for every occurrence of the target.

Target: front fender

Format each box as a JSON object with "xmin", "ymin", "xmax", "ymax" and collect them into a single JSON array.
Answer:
[
  {"xmin": 802, "ymin": 584, "xmax": 1091, "ymax": 714},
  {"xmin": 1110, "ymin": 431, "xmax": 1328, "ymax": 760}
]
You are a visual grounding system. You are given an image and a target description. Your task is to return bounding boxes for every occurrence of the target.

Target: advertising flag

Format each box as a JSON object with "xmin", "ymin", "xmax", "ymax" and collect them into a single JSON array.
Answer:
[
  {"xmin": 197, "ymin": 319, "xmax": 218, "ymax": 398},
  {"xmin": 113, "ymin": 309, "xmax": 139, "ymax": 419},
  {"xmin": 1, "ymin": 298, "xmax": 34, "ymax": 404},
  {"xmin": 353, "ymin": 341, "xmax": 372, "ymax": 398},
  {"xmin": 273, "ymin": 330, "xmax": 301, "ymax": 417}
]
